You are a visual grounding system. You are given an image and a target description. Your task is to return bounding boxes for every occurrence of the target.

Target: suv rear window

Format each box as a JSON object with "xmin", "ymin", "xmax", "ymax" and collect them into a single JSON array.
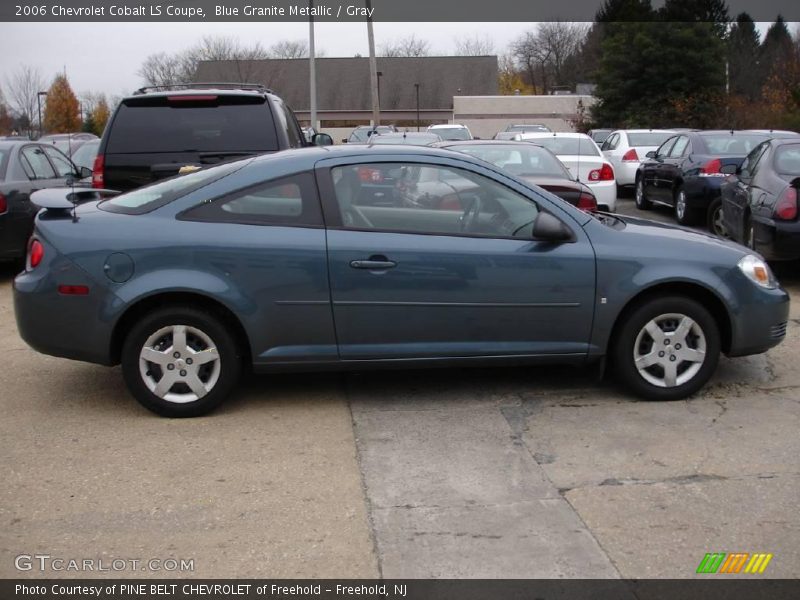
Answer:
[
  {"xmin": 100, "ymin": 160, "xmax": 247, "ymax": 215},
  {"xmin": 106, "ymin": 96, "xmax": 279, "ymax": 154}
]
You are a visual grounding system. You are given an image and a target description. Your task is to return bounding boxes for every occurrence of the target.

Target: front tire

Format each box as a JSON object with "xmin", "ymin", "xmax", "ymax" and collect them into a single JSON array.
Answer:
[
  {"xmin": 121, "ymin": 306, "xmax": 242, "ymax": 417},
  {"xmin": 707, "ymin": 199, "xmax": 728, "ymax": 238},
  {"xmin": 674, "ymin": 186, "xmax": 699, "ymax": 225},
  {"xmin": 613, "ymin": 296, "xmax": 720, "ymax": 401},
  {"xmin": 635, "ymin": 177, "xmax": 651, "ymax": 210}
]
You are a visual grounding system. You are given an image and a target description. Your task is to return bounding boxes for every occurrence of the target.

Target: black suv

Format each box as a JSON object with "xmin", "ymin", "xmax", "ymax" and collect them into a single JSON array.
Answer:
[{"xmin": 92, "ymin": 83, "xmax": 330, "ymax": 192}]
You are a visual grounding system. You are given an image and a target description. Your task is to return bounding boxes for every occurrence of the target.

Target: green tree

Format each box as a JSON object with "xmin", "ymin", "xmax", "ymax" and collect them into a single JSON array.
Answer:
[
  {"xmin": 43, "ymin": 74, "xmax": 80, "ymax": 133},
  {"xmin": 81, "ymin": 112, "xmax": 96, "ymax": 134},
  {"xmin": 728, "ymin": 13, "xmax": 762, "ymax": 100},
  {"xmin": 760, "ymin": 16, "xmax": 794, "ymax": 78}
]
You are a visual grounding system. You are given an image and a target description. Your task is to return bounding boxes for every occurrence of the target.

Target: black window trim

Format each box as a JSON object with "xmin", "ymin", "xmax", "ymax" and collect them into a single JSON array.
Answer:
[{"xmin": 21, "ymin": 144, "xmax": 57, "ymax": 180}]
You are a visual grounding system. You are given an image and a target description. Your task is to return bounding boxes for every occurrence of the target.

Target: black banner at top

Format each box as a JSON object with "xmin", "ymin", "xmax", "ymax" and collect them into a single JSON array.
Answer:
[{"xmin": 2, "ymin": 0, "xmax": 800, "ymax": 22}]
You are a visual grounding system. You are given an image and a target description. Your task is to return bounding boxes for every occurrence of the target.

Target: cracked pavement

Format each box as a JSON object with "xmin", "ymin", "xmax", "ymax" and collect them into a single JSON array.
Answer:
[{"xmin": 1, "ymin": 196, "xmax": 798, "ymax": 578}]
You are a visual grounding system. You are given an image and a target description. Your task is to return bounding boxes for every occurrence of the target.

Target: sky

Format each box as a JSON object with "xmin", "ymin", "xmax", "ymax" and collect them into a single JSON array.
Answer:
[{"xmin": 1, "ymin": 22, "xmax": 535, "ymax": 99}]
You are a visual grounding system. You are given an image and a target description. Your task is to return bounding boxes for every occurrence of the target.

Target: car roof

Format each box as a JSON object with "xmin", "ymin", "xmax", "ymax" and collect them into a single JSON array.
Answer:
[
  {"xmin": 0, "ymin": 140, "xmax": 33, "ymax": 149},
  {"xmin": 614, "ymin": 129, "xmax": 676, "ymax": 133},
  {"xmin": 518, "ymin": 132, "xmax": 590, "ymax": 139},
  {"xmin": 431, "ymin": 140, "xmax": 545, "ymax": 148},
  {"xmin": 428, "ymin": 124, "xmax": 468, "ymax": 129},
  {"xmin": 125, "ymin": 83, "xmax": 274, "ymax": 100}
]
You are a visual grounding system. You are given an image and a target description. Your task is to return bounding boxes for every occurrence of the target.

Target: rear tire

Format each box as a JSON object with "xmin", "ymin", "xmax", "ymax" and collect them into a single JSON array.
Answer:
[
  {"xmin": 613, "ymin": 296, "xmax": 720, "ymax": 401},
  {"xmin": 121, "ymin": 306, "xmax": 242, "ymax": 417},
  {"xmin": 635, "ymin": 177, "xmax": 651, "ymax": 210},
  {"xmin": 674, "ymin": 186, "xmax": 699, "ymax": 225},
  {"xmin": 707, "ymin": 199, "xmax": 728, "ymax": 238}
]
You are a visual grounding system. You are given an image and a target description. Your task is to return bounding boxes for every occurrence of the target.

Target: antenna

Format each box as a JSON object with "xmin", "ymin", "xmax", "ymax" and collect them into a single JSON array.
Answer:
[
  {"xmin": 575, "ymin": 132, "xmax": 582, "ymax": 183},
  {"xmin": 66, "ymin": 132, "xmax": 77, "ymax": 222}
]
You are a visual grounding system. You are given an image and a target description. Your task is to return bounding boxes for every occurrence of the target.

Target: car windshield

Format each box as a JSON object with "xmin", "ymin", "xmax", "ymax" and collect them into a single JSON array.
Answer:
[
  {"xmin": 774, "ymin": 144, "xmax": 800, "ymax": 175},
  {"xmin": 700, "ymin": 133, "xmax": 769, "ymax": 155},
  {"xmin": 627, "ymin": 132, "xmax": 675, "ymax": 147},
  {"xmin": 429, "ymin": 127, "xmax": 471, "ymax": 140},
  {"xmin": 99, "ymin": 160, "xmax": 246, "ymax": 214},
  {"xmin": 370, "ymin": 133, "xmax": 441, "ymax": 145},
  {"xmin": 526, "ymin": 137, "xmax": 600, "ymax": 156},
  {"xmin": 452, "ymin": 144, "xmax": 570, "ymax": 179},
  {"xmin": 71, "ymin": 140, "xmax": 100, "ymax": 170}
]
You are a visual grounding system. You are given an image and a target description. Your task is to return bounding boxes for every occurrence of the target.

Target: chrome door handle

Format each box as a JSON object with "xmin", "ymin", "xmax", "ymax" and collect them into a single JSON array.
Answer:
[{"xmin": 350, "ymin": 259, "xmax": 397, "ymax": 270}]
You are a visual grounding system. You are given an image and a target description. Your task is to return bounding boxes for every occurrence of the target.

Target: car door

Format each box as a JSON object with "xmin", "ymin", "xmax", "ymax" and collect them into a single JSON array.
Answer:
[
  {"xmin": 659, "ymin": 135, "xmax": 690, "ymax": 204},
  {"xmin": 724, "ymin": 142, "xmax": 768, "ymax": 241},
  {"xmin": 316, "ymin": 156, "xmax": 597, "ymax": 361},
  {"xmin": 642, "ymin": 136, "xmax": 676, "ymax": 201}
]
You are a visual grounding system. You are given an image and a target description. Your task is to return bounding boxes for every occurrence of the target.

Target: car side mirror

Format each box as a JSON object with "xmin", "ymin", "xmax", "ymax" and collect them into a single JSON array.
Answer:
[
  {"xmin": 719, "ymin": 163, "xmax": 737, "ymax": 175},
  {"xmin": 473, "ymin": 136, "xmax": 481, "ymax": 140},
  {"xmin": 341, "ymin": 139, "xmax": 348, "ymax": 144},
  {"xmin": 532, "ymin": 212, "xmax": 573, "ymax": 242},
  {"xmin": 79, "ymin": 166, "xmax": 92, "ymax": 178},
  {"xmin": 312, "ymin": 133, "xmax": 333, "ymax": 147},
  {"xmin": 645, "ymin": 151, "xmax": 656, "ymax": 158}
]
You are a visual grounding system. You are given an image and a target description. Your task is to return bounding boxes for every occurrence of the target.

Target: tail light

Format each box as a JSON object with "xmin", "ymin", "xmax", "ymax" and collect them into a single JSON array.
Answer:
[
  {"xmin": 577, "ymin": 192, "xmax": 598, "ymax": 212},
  {"xmin": 588, "ymin": 163, "xmax": 615, "ymax": 182},
  {"xmin": 621, "ymin": 148, "xmax": 639, "ymax": 162},
  {"xmin": 28, "ymin": 239, "xmax": 44, "ymax": 269},
  {"xmin": 699, "ymin": 158, "xmax": 724, "ymax": 177},
  {"xmin": 357, "ymin": 167, "xmax": 383, "ymax": 183},
  {"xmin": 0, "ymin": 193, "xmax": 6, "ymax": 214},
  {"xmin": 775, "ymin": 187, "xmax": 798, "ymax": 221},
  {"xmin": 92, "ymin": 154, "xmax": 105, "ymax": 189},
  {"xmin": 167, "ymin": 95, "xmax": 218, "ymax": 103}
]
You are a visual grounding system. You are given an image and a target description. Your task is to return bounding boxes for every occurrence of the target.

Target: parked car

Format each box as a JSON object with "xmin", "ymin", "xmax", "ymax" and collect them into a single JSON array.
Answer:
[
  {"xmin": 92, "ymin": 83, "xmax": 331, "ymax": 193},
  {"xmin": 503, "ymin": 123, "xmax": 552, "ymax": 134},
  {"xmin": 720, "ymin": 137, "xmax": 800, "ymax": 258},
  {"xmin": 70, "ymin": 139, "xmax": 100, "ymax": 172},
  {"xmin": 15, "ymin": 146, "xmax": 789, "ymax": 417},
  {"xmin": 634, "ymin": 130, "xmax": 792, "ymax": 227},
  {"xmin": 514, "ymin": 132, "xmax": 617, "ymax": 211},
  {"xmin": 431, "ymin": 140, "xmax": 597, "ymax": 211},
  {"xmin": 39, "ymin": 132, "xmax": 98, "ymax": 157},
  {"xmin": 343, "ymin": 125, "xmax": 395, "ymax": 144},
  {"xmin": 368, "ymin": 132, "xmax": 442, "ymax": 146},
  {"xmin": 588, "ymin": 129, "xmax": 613, "ymax": 145},
  {"xmin": 0, "ymin": 140, "xmax": 91, "ymax": 262},
  {"xmin": 601, "ymin": 129, "xmax": 676, "ymax": 188},
  {"xmin": 427, "ymin": 124, "xmax": 473, "ymax": 141}
]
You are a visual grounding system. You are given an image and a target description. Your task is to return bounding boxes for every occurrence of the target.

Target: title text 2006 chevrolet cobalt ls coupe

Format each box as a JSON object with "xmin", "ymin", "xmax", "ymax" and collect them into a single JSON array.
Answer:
[{"xmin": 14, "ymin": 146, "xmax": 789, "ymax": 417}]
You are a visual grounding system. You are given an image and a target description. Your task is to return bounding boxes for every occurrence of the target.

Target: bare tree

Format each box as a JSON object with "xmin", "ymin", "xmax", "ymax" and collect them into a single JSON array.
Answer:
[
  {"xmin": 453, "ymin": 34, "xmax": 495, "ymax": 56},
  {"xmin": 379, "ymin": 35, "xmax": 431, "ymax": 57},
  {"xmin": 270, "ymin": 40, "xmax": 309, "ymax": 59},
  {"xmin": 512, "ymin": 22, "xmax": 588, "ymax": 94},
  {"xmin": 138, "ymin": 52, "xmax": 183, "ymax": 87},
  {"xmin": 4, "ymin": 65, "xmax": 46, "ymax": 135}
]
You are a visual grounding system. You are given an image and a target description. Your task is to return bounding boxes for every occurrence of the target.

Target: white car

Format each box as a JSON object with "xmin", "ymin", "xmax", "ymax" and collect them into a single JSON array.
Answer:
[
  {"xmin": 515, "ymin": 132, "xmax": 617, "ymax": 211},
  {"xmin": 601, "ymin": 129, "xmax": 676, "ymax": 188},
  {"xmin": 427, "ymin": 124, "xmax": 473, "ymax": 141}
]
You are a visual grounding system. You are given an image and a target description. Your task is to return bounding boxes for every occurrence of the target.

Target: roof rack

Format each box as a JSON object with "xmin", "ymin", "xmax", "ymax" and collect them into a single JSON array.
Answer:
[{"xmin": 133, "ymin": 82, "xmax": 272, "ymax": 95}]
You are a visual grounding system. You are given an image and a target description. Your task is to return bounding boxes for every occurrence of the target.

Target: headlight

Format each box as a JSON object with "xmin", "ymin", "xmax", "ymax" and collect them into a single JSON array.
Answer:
[{"xmin": 738, "ymin": 255, "xmax": 778, "ymax": 289}]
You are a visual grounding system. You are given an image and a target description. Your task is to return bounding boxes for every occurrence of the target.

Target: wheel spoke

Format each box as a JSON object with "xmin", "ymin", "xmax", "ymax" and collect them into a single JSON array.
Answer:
[
  {"xmin": 154, "ymin": 371, "xmax": 178, "ymax": 398},
  {"xmin": 141, "ymin": 347, "xmax": 171, "ymax": 366},
  {"xmin": 663, "ymin": 361, "xmax": 678, "ymax": 387},
  {"xmin": 635, "ymin": 351, "xmax": 661, "ymax": 370},
  {"xmin": 191, "ymin": 347, "xmax": 220, "ymax": 366},
  {"xmin": 184, "ymin": 372, "xmax": 208, "ymax": 398},
  {"xmin": 672, "ymin": 316, "xmax": 695, "ymax": 343},
  {"xmin": 644, "ymin": 320, "xmax": 666, "ymax": 344},
  {"xmin": 679, "ymin": 347, "xmax": 706, "ymax": 364},
  {"xmin": 171, "ymin": 325, "xmax": 187, "ymax": 354}
]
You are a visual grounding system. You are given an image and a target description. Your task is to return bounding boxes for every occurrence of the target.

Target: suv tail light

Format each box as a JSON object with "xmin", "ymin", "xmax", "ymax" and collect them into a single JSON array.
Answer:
[
  {"xmin": 29, "ymin": 239, "xmax": 44, "ymax": 269},
  {"xmin": 588, "ymin": 163, "xmax": 615, "ymax": 182},
  {"xmin": 167, "ymin": 95, "xmax": 218, "ymax": 103},
  {"xmin": 0, "ymin": 193, "xmax": 6, "ymax": 214},
  {"xmin": 92, "ymin": 154, "xmax": 105, "ymax": 189},
  {"xmin": 621, "ymin": 148, "xmax": 639, "ymax": 162},
  {"xmin": 775, "ymin": 187, "xmax": 798, "ymax": 221},
  {"xmin": 577, "ymin": 192, "xmax": 598, "ymax": 212},
  {"xmin": 699, "ymin": 158, "xmax": 724, "ymax": 177}
]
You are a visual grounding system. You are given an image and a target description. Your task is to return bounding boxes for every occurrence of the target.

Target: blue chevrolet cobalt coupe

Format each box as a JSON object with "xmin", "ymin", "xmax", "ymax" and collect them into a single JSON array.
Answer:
[{"xmin": 14, "ymin": 146, "xmax": 789, "ymax": 417}]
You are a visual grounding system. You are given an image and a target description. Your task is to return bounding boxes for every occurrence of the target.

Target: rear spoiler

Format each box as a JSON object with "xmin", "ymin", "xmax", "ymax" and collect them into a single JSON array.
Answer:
[{"xmin": 31, "ymin": 187, "xmax": 121, "ymax": 211}]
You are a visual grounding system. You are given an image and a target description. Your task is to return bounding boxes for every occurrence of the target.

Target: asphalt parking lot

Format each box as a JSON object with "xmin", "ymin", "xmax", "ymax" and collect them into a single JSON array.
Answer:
[{"xmin": 1, "ymin": 194, "xmax": 799, "ymax": 579}]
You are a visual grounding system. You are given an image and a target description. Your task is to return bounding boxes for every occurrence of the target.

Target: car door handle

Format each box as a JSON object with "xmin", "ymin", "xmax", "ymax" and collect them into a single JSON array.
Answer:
[{"xmin": 350, "ymin": 258, "xmax": 397, "ymax": 270}]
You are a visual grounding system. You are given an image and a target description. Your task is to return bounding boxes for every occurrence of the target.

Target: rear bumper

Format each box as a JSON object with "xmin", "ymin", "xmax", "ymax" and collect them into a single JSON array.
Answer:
[
  {"xmin": 752, "ymin": 216, "xmax": 800, "ymax": 261},
  {"xmin": 683, "ymin": 177, "xmax": 724, "ymax": 211},
  {"xmin": 586, "ymin": 180, "xmax": 617, "ymax": 211},
  {"xmin": 615, "ymin": 162, "xmax": 639, "ymax": 187}
]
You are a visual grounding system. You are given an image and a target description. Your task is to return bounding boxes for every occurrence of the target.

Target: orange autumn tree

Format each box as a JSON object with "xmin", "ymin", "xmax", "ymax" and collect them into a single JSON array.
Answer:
[
  {"xmin": 43, "ymin": 74, "xmax": 80, "ymax": 134},
  {"xmin": 90, "ymin": 96, "xmax": 110, "ymax": 136}
]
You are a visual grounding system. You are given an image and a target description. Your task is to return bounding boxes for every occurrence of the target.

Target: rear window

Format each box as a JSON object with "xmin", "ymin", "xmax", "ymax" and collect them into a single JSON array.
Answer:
[
  {"xmin": 99, "ymin": 160, "xmax": 247, "ymax": 215},
  {"xmin": 627, "ymin": 132, "xmax": 674, "ymax": 147},
  {"xmin": 430, "ymin": 127, "xmax": 471, "ymax": 140},
  {"xmin": 106, "ymin": 97, "xmax": 278, "ymax": 154},
  {"xmin": 0, "ymin": 149, "xmax": 8, "ymax": 180},
  {"xmin": 699, "ymin": 134, "xmax": 768, "ymax": 155},
  {"xmin": 527, "ymin": 137, "xmax": 600, "ymax": 157},
  {"xmin": 774, "ymin": 144, "xmax": 800, "ymax": 175}
]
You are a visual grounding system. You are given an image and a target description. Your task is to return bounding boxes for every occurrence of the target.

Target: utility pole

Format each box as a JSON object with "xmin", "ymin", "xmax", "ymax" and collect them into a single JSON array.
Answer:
[
  {"xmin": 414, "ymin": 83, "xmax": 420, "ymax": 131},
  {"xmin": 365, "ymin": 0, "xmax": 380, "ymax": 127},
  {"xmin": 309, "ymin": 0, "xmax": 318, "ymax": 132}
]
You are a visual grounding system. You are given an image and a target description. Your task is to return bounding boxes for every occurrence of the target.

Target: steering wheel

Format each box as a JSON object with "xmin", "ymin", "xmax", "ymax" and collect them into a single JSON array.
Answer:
[{"xmin": 459, "ymin": 196, "xmax": 483, "ymax": 232}]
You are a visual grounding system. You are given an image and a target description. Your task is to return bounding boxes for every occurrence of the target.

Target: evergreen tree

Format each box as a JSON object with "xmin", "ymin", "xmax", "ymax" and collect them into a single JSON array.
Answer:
[
  {"xmin": 42, "ymin": 74, "xmax": 80, "ymax": 134},
  {"xmin": 727, "ymin": 13, "xmax": 761, "ymax": 100},
  {"xmin": 760, "ymin": 16, "xmax": 794, "ymax": 76}
]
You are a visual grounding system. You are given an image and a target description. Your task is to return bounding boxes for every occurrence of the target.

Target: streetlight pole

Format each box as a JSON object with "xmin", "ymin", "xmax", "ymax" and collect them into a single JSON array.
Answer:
[
  {"xmin": 308, "ymin": 0, "xmax": 317, "ymax": 132},
  {"xmin": 414, "ymin": 83, "xmax": 420, "ymax": 132},
  {"xmin": 365, "ymin": 0, "xmax": 380, "ymax": 127},
  {"xmin": 37, "ymin": 91, "xmax": 47, "ymax": 139}
]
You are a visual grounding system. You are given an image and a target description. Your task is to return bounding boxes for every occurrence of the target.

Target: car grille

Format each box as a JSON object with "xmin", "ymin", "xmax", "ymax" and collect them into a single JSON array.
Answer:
[{"xmin": 770, "ymin": 322, "xmax": 788, "ymax": 339}]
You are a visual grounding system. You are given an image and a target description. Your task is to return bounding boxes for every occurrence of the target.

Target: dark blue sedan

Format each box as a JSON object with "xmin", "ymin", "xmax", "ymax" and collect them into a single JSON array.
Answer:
[{"xmin": 14, "ymin": 146, "xmax": 790, "ymax": 416}]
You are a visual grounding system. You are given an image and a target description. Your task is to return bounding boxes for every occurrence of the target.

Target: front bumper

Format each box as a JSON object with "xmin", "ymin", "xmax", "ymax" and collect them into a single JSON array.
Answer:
[{"xmin": 727, "ymin": 282, "xmax": 790, "ymax": 357}]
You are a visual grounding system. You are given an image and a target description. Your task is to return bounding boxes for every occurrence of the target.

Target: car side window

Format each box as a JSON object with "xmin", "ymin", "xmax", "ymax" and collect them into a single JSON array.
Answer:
[
  {"xmin": 330, "ymin": 162, "xmax": 541, "ymax": 239},
  {"xmin": 182, "ymin": 172, "xmax": 323, "ymax": 226},
  {"xmin": 21, "ymin": 146, "xmax": 57, "ymax": 180},
  {"xmin": 43, "ymin": 146, "xmax": 76, "ymax": 178},
  {"xmin": 668, "ymin": 136, "xmax": 689, "ymax": 158},
  {"xmin": 601, "ymin": 134, "xmax": 618, "ymax": 151},
  {"xmin": 273, "ymin": 98, "xmax": 304, "ymax": 149},
  {"xmin": 655, "ymin": 137, "xmax": 676, "ymax": 158},
  {"xmin": 741, "ymin": 143, "xmax": 769, "ymax": 179}
]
